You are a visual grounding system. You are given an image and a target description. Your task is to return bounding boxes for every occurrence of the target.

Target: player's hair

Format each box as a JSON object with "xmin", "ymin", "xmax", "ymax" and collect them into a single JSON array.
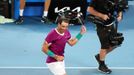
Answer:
[{"xmin": 58, "ymin": 17, "xmax": 70, "ymax": 24}]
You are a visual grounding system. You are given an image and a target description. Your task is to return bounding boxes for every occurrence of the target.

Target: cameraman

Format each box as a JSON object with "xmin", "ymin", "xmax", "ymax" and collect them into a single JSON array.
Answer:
[{"xmin": 87, "ymin": 0, "xmax": 125, "ymax": 74}]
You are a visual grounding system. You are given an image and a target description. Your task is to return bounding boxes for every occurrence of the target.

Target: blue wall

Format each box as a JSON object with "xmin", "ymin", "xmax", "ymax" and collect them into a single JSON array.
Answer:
[{"xmin": 14, "ymin": 0, "xmax": 45, "ymax": 19}]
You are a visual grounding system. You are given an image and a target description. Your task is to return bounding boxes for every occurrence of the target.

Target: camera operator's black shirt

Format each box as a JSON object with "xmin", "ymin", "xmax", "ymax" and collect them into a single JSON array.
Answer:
[{"xmin": 89, "ymin": 0, "xmax": 117, "ymax": 25}]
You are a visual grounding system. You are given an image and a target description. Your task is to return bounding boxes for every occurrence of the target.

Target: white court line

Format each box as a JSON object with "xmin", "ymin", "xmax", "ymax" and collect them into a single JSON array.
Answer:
[{"xmin": 0, "ymin": 67, "xmax": 134, "ymax": 69}]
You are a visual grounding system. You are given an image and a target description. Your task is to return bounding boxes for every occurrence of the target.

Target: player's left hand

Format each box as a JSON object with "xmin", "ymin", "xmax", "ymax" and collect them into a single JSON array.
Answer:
[{"xmin": 117, "ymin": 16, "xmax": 122, "ymax": 22}]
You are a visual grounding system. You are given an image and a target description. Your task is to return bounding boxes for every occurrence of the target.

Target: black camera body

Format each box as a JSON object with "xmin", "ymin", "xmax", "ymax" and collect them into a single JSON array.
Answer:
[
  {"xmin": 103, "ymin": 0, "xmax": 128, "ymax": 12},
  {"xmin": 87, "ymin": 0, "xmax": 115, "ymax": 26},
  {"xmin": 87, "ymin": 14, "xmax": 115, "ymax": 26},
  {"xmin": 87, "ymin": 14, "xmax": 104, "ymax": 25},
  {"xmin": 104, "ymin": 0, "xmax": 115, "ymax": 13},
  {"xmin": 88, "ymin": 0, "xmax": 128, "ymax": 26},
  {"xmin": 109, "ymin": 32, "xmax": 124, "ymax": 47}
]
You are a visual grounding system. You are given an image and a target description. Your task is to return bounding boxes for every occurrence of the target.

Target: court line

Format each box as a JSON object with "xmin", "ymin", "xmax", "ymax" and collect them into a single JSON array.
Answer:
[{"xmin": 0, "ymin": 67, "xmax": 134, "ymax": 69}]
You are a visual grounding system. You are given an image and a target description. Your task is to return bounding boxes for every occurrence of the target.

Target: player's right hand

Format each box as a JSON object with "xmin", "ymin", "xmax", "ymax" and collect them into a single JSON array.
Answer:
[{"xmin": 54, "ymin": 55, "xmax": 64, "ymax": 61}]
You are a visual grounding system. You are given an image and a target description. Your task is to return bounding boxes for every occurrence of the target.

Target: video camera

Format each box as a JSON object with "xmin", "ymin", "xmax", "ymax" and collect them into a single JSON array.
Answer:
[
  {"xmin": 87, "ymin": 14, "xmax": 116, "ymax": 26},
  {"xmin": 104, "ymin": 0, "xmax": 128, "ymax": 12},
  {"xmin": 87, "ymin": 0, "xmax": 128, "ymax": 26}
]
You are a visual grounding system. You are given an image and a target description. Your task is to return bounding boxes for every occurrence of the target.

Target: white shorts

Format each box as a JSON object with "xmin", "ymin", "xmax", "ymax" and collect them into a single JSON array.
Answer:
[{"xmin": 46, "ymin": 61, "xmax": 66, "ymax": 75}]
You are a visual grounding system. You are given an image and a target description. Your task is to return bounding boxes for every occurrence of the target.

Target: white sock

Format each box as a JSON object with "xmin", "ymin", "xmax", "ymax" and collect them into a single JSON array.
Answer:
[
  {"xmin": 43, "ymin": 11, "xmax": 48, "ymax": 17},
  {"xmin": 19, "ymin": 9, "xmax": 24, "ymax": 16}
]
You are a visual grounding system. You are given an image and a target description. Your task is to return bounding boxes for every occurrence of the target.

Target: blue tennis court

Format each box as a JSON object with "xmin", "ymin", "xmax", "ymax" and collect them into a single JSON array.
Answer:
[{"xmin": 0, "ymin": 2, "xmax": 134, "ymax": 75}]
